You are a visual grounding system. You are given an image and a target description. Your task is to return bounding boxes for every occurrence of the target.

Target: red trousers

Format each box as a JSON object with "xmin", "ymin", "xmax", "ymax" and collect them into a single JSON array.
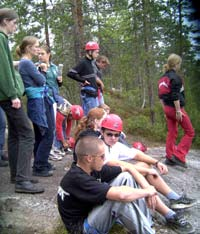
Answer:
[{"xmin": 164, "ymin": 106, "xmax": 195, "ymax": 162}]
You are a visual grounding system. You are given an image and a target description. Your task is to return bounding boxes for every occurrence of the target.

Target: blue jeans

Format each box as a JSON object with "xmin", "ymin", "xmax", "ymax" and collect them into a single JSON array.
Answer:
[
  {"xmin": 54, "ymin": 117, "xmax": 67, "ymax": 150},
  {"xmin": 33, "ymin": 97, "xmax": 55, "ymax": 171},
  {"xmin": 0, "ymin": 107, "xmax": 6, "ymax": 158},
  {"xmin": 0, "ymin": 100, "xmax": 34, "ymax": 181},
  {"xmin": 81, "ymin": 93, "xmax": 98, "ymax": 115}
]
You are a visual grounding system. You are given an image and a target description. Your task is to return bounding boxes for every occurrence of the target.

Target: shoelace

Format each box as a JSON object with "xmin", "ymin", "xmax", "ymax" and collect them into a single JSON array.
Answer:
[
  {"xmin": 174, "ymin": 215, "xmax": 187, "ymax": 226},
  {"xmin": 180, "ymin": 194, "xmax": 194, "ymax": 203}
]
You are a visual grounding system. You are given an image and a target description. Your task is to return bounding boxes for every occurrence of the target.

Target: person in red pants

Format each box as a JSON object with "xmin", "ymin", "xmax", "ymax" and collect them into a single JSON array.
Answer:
[{"xmin": 159, "ymin": 53, "xmax": 195, "ymax": 168}]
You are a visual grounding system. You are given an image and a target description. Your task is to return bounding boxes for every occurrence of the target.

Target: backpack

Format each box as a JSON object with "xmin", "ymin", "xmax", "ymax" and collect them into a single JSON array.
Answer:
[{"xmin": 158, "ymin": 75, "xmax": 171, "ymax": 98}]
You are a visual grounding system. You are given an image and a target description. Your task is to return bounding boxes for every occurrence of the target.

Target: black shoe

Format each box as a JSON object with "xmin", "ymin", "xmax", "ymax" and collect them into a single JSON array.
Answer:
[
  {"xmin": 170, "ymin": 194, "xmax": 197, "ymax": 210},
  {"xmin": 15, "ymin": 181, "xmax": 44, "ymax": 194},
  {"xmin": 166, "ymin": 213, "xmax": 195, "ymax": 234},
  {"xmin": 0, "ymin": 159, "xmax": 8, "ymax": 167},
  {"xmin": 171, "ymin": 155, "xmax": 188, "ymax": 168},
  {"xmin": 165, "ymin": 157, "xmax": 176, "ymax": 166},
  {"xmin": 32, "ymin": 169, "xmax": 53, "ymax": 177},
  {"xmin": 11, "ymin": 177, "xmax": 39, "ymax": 184}
]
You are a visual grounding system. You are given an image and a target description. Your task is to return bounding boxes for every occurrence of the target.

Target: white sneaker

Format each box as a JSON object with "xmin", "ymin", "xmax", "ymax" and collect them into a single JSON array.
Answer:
[
  {"xmin": 53, "ymin": 149, "xmax": 65, "ymax": 157},
  {"xmin": 49, "ymin": 153, "xmax": 62, "ymax": 161}
]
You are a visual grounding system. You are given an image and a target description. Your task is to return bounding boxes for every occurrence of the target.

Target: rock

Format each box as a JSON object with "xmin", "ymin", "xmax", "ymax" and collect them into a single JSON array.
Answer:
[{"xmin": 0, "ymin": 148, "xmax": 200, "ymax": 234}]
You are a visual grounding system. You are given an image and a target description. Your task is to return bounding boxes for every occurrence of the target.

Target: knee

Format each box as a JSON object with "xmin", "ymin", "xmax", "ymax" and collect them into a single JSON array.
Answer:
[{"xmin": 117, "ymin": 172, "xmax": 137, "ymax": 186}]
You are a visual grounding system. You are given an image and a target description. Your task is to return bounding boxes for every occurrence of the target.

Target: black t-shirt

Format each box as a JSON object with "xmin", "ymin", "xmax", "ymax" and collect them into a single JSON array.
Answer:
[
  {"xmin": 67, "ymin": 56, "xmax": 98, "ymax": 90},
  {"xmin": 57, "ymin": 163, "xmax": 122, "ymax": 231}
]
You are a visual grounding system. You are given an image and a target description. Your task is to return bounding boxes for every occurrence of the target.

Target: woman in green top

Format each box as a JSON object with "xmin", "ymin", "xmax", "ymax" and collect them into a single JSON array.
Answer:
[{"xmin": 0, "ymin": 8, "xmax": 44, "ymax": 194}]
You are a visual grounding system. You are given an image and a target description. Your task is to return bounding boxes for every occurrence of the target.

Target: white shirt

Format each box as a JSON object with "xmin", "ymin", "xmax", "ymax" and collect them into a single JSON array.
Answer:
[{"xmin": 104, "ymin": 141, "xmax": 138, "ymax": 163}]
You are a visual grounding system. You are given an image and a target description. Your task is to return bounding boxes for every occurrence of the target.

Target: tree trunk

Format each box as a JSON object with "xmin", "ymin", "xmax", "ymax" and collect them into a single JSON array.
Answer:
[
  {"xmin": 42, "ymin": 0, "xmax": 50, "ymax": 47},
  {"xmin": 71, "ymin": 0, "xmax": 84, "ymax": 63},
  {"xmin": 142, "ymin": 0, "xmax": 155, "ymax": 124}
]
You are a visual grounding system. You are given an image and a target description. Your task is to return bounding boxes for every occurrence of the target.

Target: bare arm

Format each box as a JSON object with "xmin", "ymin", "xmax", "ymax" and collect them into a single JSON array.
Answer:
[
  {"xmin": 134, "ymin": 150, "xmax": 168, "ymax": 174},
  {"xmin": 106, "ymin": 185, "xmax": 157, "ymax": 202},
  {"xmin": 96, "ymin": 77, "xmax": 104, "ymax": 91},
  {"xmin": 106, "ymin": 160, "xmax": 153, "ymax": 189}
]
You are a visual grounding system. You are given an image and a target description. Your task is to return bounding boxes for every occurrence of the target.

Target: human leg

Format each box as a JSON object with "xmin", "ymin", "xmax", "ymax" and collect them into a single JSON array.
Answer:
[
  {"xmin": 164, "ymin": 106, "xmax": 178, "ymax": 160},
  {"xmin": 1, "ymin": 101, "xmax": 34, "ymax": 181},
  {"xmin": 33, "ymin": 99, "xmax": 54, "ymax": 175},
  {"xmin": 81, "ymin": 93, "xmax": 98, "ymax": 115},
  {"xmin": 173, "ymin": 108, "xmax": 195, "ymax": 162},
  {"xmin": 86, "ymin": 172, "xmax": 154, "ymax": 234},
  {"xmin": 0, "ymin": 106, "xmax": 6, "ymax": 154},
  {"xmin": 135, "ymin": 162, "xmax": 196, "ymax": 209},
  {"xmin": 0, "ymin": 107, "xmax": 8, "ymax": 167}
]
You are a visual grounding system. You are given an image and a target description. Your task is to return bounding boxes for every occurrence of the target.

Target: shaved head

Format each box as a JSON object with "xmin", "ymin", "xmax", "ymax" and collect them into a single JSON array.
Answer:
[{"xmin": 75, "ymin": 136, "xmax": 105, "ymax": 159}]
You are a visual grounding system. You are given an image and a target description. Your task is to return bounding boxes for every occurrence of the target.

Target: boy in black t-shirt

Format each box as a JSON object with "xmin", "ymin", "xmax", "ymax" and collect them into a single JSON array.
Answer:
[{"xmin": 57, "ymin": 136, "xmax": 156, "ymax": 234}]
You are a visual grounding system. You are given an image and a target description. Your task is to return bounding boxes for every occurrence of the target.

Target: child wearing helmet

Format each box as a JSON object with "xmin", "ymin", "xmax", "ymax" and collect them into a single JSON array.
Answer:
[
  {"xmin": 67, "ymin": 41, "xmax": 104, "ymax": 115},
  {"xmin": 49, "ymin": 98, "xmax": 83, "ymax": 160},
  {"xmin": 100, "ymin": 113, "xmax": 196, "ymax": 233}
]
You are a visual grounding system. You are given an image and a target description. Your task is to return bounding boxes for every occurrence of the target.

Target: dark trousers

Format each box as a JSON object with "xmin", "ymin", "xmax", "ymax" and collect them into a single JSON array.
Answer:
[
  {"xmin": 0, "ymin": 106, "xmax": 6, "ymax": 157},
  {"xmin": 33, "ymin": 98, "xmax": 55, "ymax": 171},
  {"xmin": 0, "ymin": 100, "xmax": 34, "ymax": 182}
]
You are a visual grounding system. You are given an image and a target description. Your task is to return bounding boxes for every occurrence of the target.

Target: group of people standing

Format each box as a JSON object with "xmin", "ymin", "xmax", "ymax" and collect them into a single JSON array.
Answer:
[
  {"xmin": 0, "ymin": 6, "xmax": 196, "ymax": 234},
  {"xmin": 0, "ymin": 8, "xmax": 83, "ymax": 193}
]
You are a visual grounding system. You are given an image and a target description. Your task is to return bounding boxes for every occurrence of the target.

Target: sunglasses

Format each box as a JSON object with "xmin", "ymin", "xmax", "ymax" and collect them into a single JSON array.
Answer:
[
  {"xmin": 92, "ymin": 153, "xmax": 105, "ymax": 160},
  {"xmin": 106, "ymin": 132, "xmax": 120, "ymax": 138}
]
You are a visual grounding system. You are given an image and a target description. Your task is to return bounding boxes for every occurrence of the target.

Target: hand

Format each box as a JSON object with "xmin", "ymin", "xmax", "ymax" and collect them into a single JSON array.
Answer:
[
  {"xmin": 156, "ymin": 162, "xmax": 168, "ymax": 175},
  {"xmin": 62, "ymin": 140, "xmax": 69, "ymax": 149},
  {"xmin": 176, "ymin": 110, "xmax": 184, "ymax": 122},
  {"xmin": 38, "ymin": 63, "xmax": 48, "ymax": 72},
  {"xmin": 147, "ymin": 168, "xmax": 159, "ymax": 177},
  {"xmin": 146, "ymin": 194, "xmax": 157, "ymax": 211},
  {"xmin": 11, "ymin": 98, "xmax": 21, "ymax": 109},
  {"xmin": 82, "ymin": 80, "xmax": 90, "ymax": 86},
  {"xmin": 57, "ymin": 76, "xmax": 62, "ymax": 83}
]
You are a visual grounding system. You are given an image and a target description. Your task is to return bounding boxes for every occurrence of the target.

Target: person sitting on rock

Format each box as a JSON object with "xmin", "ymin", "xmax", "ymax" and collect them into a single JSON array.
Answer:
[
  {"xmin": 57, "ymin": 134, "xmax": 195, "ymax": 234},
  {"xmin": 101, "ymin": 114, "xmax": 196, "ymax": 213}
]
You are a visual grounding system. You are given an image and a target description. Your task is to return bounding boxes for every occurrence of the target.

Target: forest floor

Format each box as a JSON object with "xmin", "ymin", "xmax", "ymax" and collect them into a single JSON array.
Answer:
[{"xmin": 0, "ymin": 139, "xmax": 200, "ymax": 234}]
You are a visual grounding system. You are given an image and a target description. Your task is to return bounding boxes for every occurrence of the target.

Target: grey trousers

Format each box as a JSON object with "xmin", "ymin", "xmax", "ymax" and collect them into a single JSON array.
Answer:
[{"xmin": 85, "ymin": 172, "xmax": 155, "ymax": 234}]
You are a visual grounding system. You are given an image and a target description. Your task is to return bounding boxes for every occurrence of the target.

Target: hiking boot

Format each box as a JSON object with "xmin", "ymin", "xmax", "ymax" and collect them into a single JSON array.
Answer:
[
  {"xmin": 170, "ymin": 194, "xmax": 197, "ymax": 210},
  {"xmin": 32, "ymin": 169, "xmax": 53, "ymax": 177},
  {"xmin": 165, "ymin": 157, "xmax": 177, "ymax": 166},
  {"xmin": 0, "ymin": 159, "xmax": 8, "ymax": 167},
  {"xmin": 171, "ymin": 155, "xmax": 188, "ymax": 168},
  {"xmin": 15, "ymin": 181, "xmax": 44, "ymax": 194},
  {"xmin": 166, "ymin": 213, "xmax": 195, "ymax": 234}
]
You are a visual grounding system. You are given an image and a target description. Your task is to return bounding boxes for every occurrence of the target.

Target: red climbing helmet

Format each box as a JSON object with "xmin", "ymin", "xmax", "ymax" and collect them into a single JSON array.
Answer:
[
  {"xmin": 101, "ymin": 114, "xmax": 123, "ymax": 132},
  {"xmin": 70, "ymin": 105, "xmax": 84, "ymax": 120},
  {"xmin": 85, "ymin": 41, "xmax": 99, "ymax": 51},
  {"xmin": 132, "ymin": 141, "xmax": 147, "ymax": 152}
]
